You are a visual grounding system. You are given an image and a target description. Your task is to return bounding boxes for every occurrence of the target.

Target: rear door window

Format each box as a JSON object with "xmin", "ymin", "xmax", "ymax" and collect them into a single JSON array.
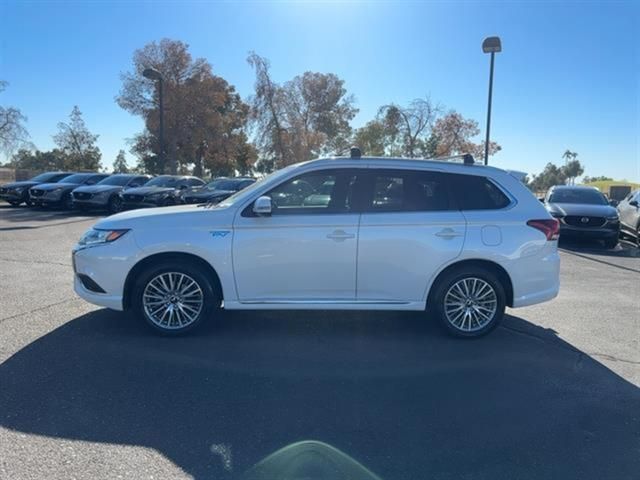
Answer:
[
  {"xmin": 364, "ymin": 169, "xmax": 451, "ymax": 212},
  {"xmin": 449, "ymin": 174, "xmax": 511, "ymax": 210}
]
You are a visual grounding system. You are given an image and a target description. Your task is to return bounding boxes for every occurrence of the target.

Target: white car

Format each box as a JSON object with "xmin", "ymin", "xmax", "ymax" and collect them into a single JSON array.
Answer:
[{"xmin": 73, "ymin": 153, "xmax": 560, "ymax": 338}]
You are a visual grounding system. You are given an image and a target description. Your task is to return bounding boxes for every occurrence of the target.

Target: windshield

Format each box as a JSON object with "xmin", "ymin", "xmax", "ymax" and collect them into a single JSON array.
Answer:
[
  {"xmin": 549, "ymin": 189, "xmax": 608, "ymax": 205},
  {"xmin": 97, "ymin": 175, "xmax": 135, "ymax": 186},
  {"xmin": 145, "ymin": 176, "xmax": 180, "ymax": 187},
  {"xmin": 60, "ymin": 173, "xmax": 93, "ymax": 184},
  {"xmin": 30, "ymin": 172, "xmax": 67, "ymax": 183}
]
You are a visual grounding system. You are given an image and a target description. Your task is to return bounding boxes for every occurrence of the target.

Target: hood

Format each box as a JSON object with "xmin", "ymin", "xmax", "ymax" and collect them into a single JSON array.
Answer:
[
  {"xmin": 34, "ymin": 182, "xmax": 80, "ymax": 191},
  {"xmin": 547, "ymin": 202, "xmax": 617, "ymax": 217},
  {"xmin": 123, "ymin": 186, "xmax": 175, "ymax": 196},
  {"xmin": 1, "ymin": 181, "xmax": 40, "ymax": 189},
  {"xmin": 95, "ymin": 203, "xmax": 234, "ymax": 230},
  {"xmin": 186, "ymin": 189, "xmax": 235, "ymax": 199},
  {"xmin": 73, "ymin": 184, "xmax": 122, "ymax": 194}
]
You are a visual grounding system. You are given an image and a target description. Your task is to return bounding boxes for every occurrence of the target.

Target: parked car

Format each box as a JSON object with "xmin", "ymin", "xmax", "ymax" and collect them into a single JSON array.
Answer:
[
  {"xmin": 543, "ymin": 185, "xmax": 620, "ymax": 248},
  {"xmin": 181, "ymin": 177, "xmax": 256, "ymax": 205},
  {"xmin": 617, "ymin": 189, "xmax": 640, "ymax": 247},
  {"xmin": 29, "ymin": 173, "xmax": 111, "ymax": 209},
  {"xmin": 73, "ymin": 153, "xmax": 560, "ymax": 338},
  {"xmin": 0, "ymin": 172, "xmax": 73, "ymax": 206},
  {"xmin": 72, "ymin": 174, "xmax": 152, "ymax": 214},
  {"xmin": 119, "ymin": 175, "xmax": 205, "ymax": 210}
]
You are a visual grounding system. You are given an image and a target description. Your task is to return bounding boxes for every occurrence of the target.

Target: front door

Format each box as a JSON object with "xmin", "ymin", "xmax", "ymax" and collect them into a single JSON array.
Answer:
[{"xmin": 233, "ymin": 169, "xmax": 361, "ymax": 302}]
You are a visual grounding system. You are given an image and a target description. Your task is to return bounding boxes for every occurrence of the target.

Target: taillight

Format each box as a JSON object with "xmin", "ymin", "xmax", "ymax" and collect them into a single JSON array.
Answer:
[{"xmin": 527, "ymin": 219, "xmax": 559, "ymax": 241}]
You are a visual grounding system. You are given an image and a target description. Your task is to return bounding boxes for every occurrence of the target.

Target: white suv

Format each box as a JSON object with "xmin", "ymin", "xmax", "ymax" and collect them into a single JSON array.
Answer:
[{"xmin": 73, "ymin": 154, "xmax": 560, "ymax": 338}]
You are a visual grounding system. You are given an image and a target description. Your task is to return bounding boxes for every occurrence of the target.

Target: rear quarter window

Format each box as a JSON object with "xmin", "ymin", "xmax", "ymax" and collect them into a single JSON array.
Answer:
[{"xmin": 450, "ymin": 174, "xmax": 511, "ymax": 210}]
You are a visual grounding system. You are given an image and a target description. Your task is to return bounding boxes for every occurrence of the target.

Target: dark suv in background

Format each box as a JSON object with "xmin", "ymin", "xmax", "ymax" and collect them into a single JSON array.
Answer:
[
  {"xmin": 119, "ymin": 175, "xmax": 205, "ymax": 209},
  {"xmin": 544, "ymin": 185, "xmax": 619, "ymax": 248},
  {"xmin": 181, "ymin": 177, "xmax": 256, "ymax": 204},
  {"xmin": 617, "ymin": 189, "xmax": 640, "ymax": 247},
  {"xmin": 72, "ymin": 174, "xmax": 151, "ymax": 214},
  {"xmin": 29, "ymin": 173, "xmax": 111, "ymax": 209},
  {"xmin": 0, "ymin": 172, "xmax": 73, "ymax": 206}
]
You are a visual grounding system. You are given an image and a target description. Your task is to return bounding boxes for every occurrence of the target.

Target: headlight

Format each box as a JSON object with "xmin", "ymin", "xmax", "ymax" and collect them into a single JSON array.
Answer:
[
  {"xmin": 12, "ymin": 186, "xmax": 25, "ymax": 193},
  {"xmin": 606, "ymin": 215, "xmax": 619, "ymax": 222},
  {"xmin": 77, "ymin": 228, "xmax": 129, "ymax": 248}
]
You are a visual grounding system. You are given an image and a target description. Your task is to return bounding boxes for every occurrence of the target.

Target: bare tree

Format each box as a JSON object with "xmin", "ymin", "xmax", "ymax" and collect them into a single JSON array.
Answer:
[
  {"xmin": 379, "ymin": 97, "xmax": 440, "ymax": 158},
  {"xmin": 0, "ymin": 81, "xmax": 31, "ymax": 156}
]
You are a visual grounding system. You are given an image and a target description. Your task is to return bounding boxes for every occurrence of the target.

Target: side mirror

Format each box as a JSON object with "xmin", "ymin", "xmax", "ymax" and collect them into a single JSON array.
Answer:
[
  {"xmin": 253, "ymin": 196, "xmax": 272, "ymax": 216},
  {"xmin": 630, "ymin": 200, "xmax": 639, "ymax": 208},
  {"xmin": 608, "ymin": 199, "xmax": 619, "ymax": 207}
]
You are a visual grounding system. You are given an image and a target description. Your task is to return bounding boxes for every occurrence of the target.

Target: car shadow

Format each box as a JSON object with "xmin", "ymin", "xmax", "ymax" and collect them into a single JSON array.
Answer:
[
  {"xmin": 0, "ymin": 204, "xmax": 104, "ymax": 227},
  {"xmin": 0, "ymin": 309, "xmax": 638, "ymax": 480}
]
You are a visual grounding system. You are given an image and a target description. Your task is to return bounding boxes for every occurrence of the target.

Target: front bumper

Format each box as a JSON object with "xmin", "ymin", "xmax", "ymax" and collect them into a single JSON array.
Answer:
[
  {"xmin": 559, "ymin": 224, "xmax": 619, "ymax": 240},
  {"xmin": 72, "ymin": 233, "xmax": 141, "ymax": 311},
  {"xmin": 72, "ymin": 198, "xmax": 110, "ymax": 208},
  {"xmin": 0, "ymin": 191, "xmax": 25, "ymax": 202},
  {"xmin": 121, "ymin": 200, "xmax": 162, "ymax": 210}
]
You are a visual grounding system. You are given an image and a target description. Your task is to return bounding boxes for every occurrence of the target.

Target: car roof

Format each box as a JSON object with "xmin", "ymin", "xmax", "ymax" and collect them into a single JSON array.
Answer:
[{"xmin": 549, "ymin": 185, "xmax": 598, "ymax": 191}]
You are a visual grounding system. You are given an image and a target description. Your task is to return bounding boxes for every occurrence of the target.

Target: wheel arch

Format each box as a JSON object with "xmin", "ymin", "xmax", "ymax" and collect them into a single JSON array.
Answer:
[
  {"xmin": 122, "ymin": 252, "xmax": 224, "ymax": 310},
  {"xmin": 426, "ymin": 259, "xmax": 514, "ymax": 308}
]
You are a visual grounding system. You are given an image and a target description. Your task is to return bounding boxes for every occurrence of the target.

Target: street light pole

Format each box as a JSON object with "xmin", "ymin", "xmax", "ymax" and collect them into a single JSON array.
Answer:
[
  {"xmin": 142, "ymin": 68, "xmax": 175, "ymax": 174},
  {"xmin": 482, "ymin": 36, "xmax": 502, "ymax": 166}
]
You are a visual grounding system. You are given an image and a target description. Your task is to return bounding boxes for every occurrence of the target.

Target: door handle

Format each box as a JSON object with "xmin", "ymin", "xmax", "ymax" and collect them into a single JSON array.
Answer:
[
  {"xmin": 327, "ymin": 230, "xmax": 355, "ymax": 241},
  {"xmin": 435, "ymin": 228, "xmax": 463, "ymax": 239}
]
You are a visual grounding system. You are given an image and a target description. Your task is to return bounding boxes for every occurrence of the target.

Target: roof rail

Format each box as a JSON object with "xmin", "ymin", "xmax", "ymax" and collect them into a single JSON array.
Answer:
[{"xmin": 427, "ymin": 153, "xmax": 476, "ymax": 165}]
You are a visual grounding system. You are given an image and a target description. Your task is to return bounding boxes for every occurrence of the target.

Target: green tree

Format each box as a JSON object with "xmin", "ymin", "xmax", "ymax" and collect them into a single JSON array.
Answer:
[
  {"xmin": 530, "ymin": 163, "xmax": 568, "ymax": 192},
  {"xmin": 7, "ymin": 149, "xmax": 67, "ymax": 171},
  {"xmin": 583, "ymin": 175, "xmax": 613, "ymax": 183},
  {"xmin": 563, "ymin": 158, "xmax": 584, "ymax": 185},
  {"xmin": 53, "ymin": 106, "xmax": 101, "ymax": 171},
  {"xmin": 113, "ymin": 149, "xmax": 129, "ymax": 173},
  {"xmin": 354, "ymin": 120, "xmax": 388, "ymax": 156}
]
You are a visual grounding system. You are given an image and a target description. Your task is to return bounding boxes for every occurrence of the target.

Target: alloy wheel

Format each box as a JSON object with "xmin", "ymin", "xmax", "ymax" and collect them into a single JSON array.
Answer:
[
  {"xmin": 142, "ymin": 272, "xmax": 204, "ymax": 330},
  {"xmin": 444, "ymin": 277, "xmax": 498, "ymax": 333}
]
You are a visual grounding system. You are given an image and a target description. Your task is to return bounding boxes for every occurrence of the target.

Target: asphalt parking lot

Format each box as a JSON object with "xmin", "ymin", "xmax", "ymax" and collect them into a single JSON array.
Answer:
[{"xmin": 0, "ymin": 204, "xmax": 638, "ymax": 480}]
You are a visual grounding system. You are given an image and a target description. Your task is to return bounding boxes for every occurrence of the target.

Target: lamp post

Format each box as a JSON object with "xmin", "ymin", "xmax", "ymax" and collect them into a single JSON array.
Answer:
[
  {"xmin": 482, "ymin": 36, "xmax": 501, "ymax": 166},
  {"xmin": 142, "ymin": 68, "xmax": 174, "ymax": 174}
]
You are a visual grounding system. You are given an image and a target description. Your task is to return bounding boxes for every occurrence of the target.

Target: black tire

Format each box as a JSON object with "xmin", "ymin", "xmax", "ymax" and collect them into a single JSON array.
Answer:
[
  {"xmin": 162, "ymin": 197, "xmax": 176, "ymax": 207},
  {"xmin": 430, "ymin": 266, "xmax": 506, "ymax": 338},
  {"xmin": 604, "ymin": 238, "xmax": 618, "ymax": 249},
  {"xmin": 8, "ymin": 200, "xmax": 21, "ymax": 206},
  {"xmin": 108, "ymin": 195, "xmax": 123, "ymax": 215},
  {"xmin": 132, "ymin": 260, "xmax": 219, "ymax": 335},
  {"xmin": 22, "ymin": 192, "xmax": 32, "ymax": 207}
]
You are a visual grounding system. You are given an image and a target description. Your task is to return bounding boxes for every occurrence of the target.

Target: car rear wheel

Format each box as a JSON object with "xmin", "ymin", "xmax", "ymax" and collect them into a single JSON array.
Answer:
[
  {"xmin": 133, "ymin": 261, "xmax": 218, "ymax": 335},
  {"xmin": 431, "ymin": 267, "xmax": 506, "ymax": 338},
  {"xmin": 108, "ymin": 195, "xmax": 123, "ymax": 214}
]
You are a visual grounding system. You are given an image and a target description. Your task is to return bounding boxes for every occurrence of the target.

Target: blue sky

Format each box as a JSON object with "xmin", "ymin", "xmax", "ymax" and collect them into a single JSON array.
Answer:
[{"xmin": 1, "ymin": 0, "xmax": 638, "ymax": 181}]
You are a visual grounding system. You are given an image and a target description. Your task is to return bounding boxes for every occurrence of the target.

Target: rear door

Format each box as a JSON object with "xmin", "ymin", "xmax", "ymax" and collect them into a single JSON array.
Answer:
[{"xmin": 356, "ymin": 168, "xmax": 465, "ymax": 303}]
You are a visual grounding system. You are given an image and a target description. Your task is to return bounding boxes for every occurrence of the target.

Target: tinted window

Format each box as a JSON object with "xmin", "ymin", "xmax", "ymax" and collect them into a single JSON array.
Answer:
[
  {"xmin": 366, "ymin": 170, "xmax": 450, "ymax": 212},
  {"xmin": 85, "ymin": 174, "xmax": 109, "ymax": 185},
  {"xmin": 188, "ymin": 178, "xmax": 205, "ymax": 187},
  {"xmin": 146, "ymin": 176, "xmax": 179, "ymax": 187},
  {"xmin": 97, "ymin": 175, "xmax": 133, "ymax": 186},
  {"xmin": 451, "ymin": 174, "xmax": 511, "ymax": 210},
  {"xmin": 60, "ymin": 173, "xmax": 94, "ymax": 184},
  {"xmin": 262, "ymin": 170, "xmax": 357, "ymax": 215},
  {"xmin": 30, "ymin": 172, "xmax": 67, "ymax": 183},
  {"xmin": 548, "ymin": 188, "xmax": 607, "ymax": 205},
  {"xmin": 130, "ymin": 176, "xmax": 149, "ymax": 187}
]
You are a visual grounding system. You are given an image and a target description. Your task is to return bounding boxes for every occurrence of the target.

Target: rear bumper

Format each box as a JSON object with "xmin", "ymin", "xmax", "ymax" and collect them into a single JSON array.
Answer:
[{"xmin": 510, "ymin": 246, "xmax": 561, "ymax": 308}]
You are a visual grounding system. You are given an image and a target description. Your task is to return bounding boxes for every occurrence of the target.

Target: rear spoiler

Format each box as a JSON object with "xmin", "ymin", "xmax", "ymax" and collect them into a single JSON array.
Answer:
[{"xmin": 506, "ymin": 170, "xmax": 528, "ymax": 182}]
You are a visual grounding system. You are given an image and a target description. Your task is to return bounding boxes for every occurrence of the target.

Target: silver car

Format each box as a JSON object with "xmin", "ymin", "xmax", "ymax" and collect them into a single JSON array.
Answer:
[{"xmin": 72, "ymin": 174, "xmax": 151, "ymax": 214}]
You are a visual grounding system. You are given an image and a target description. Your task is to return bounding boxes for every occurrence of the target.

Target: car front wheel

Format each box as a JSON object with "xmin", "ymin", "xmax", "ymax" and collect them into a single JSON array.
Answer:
[
  {"xmin": 133, "ymin": 261, "xmax": 218, "ymax": 335},
  {"xmin": 108, "ymin": 195, "xmax": 123, "ymax": 214},
  {"xmin": 431, "ymin": 267, "xmax": 506, "ymax": 338}
]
